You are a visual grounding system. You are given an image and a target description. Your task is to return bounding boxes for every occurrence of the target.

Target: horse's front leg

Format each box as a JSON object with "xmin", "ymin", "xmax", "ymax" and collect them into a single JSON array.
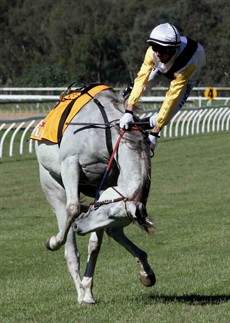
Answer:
[
  {"xmin": 80, "ymin": 230, "xmax": 104, "ymax": 305},
  {"xmin": 47, "ymin": 156, "xmax": 81, "ymax": 250},
  {"xmin": 106, "ymin": 227, "xmax": 156, "ymax": 287}
]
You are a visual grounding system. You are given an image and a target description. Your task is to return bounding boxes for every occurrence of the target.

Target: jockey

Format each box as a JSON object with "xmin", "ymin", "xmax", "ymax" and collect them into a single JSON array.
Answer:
[{"xmin": 120, "ymin": 23, "xmax": 206, "ymax": 150}]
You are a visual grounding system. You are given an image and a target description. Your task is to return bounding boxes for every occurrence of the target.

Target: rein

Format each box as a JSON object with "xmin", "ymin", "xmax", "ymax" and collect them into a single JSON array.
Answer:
[
  {"xmin": 94, "ymin": 125, "xmax": 145, "ymax": 202},
  {"xmin": 94, "ymin": 129, "xmax": 125, "ymax": 201},
  {"xmin": 89, "ymin": 125, "xmax": 149, "ymax": 224}
]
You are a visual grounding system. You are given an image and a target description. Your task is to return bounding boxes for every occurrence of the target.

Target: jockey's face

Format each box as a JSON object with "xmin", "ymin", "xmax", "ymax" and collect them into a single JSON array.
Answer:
[
  {"xmin": 155, "ymin": 51, "xmax": 174, "ymax": 63},
  {"xmin": 151, "ymin": 44, "xmax": 176, "ymax": 63}
]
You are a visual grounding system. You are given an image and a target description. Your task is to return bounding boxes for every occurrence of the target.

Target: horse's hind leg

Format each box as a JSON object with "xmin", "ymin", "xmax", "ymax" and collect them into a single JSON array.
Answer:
[
  {"xmin": 51, "ymin": 156, "xmax": 82, "ymax": 246},
  {"xmin": 46, "ymin": 157, "xmax": 81, "ymax": 249},
  {"xmin": 106, "ymin": 227, "xmax": 156, "ymax": 287},
  {"xmin": 39, "ymin": 164, "xmax": 83, "ymax": 304},
  {"xmin": 80, "ymin": 230, "xmax": 104, "ymax": 305}
]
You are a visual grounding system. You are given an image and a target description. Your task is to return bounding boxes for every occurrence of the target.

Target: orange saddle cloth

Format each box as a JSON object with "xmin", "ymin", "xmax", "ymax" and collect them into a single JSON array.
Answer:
[{"xmin": 30, "ymin": 84, "xmax": 110, "ymax": 143}]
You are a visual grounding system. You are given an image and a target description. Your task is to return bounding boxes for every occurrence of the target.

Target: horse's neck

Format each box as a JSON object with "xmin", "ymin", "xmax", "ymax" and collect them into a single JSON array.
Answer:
[{"xmin": 116, "ymin": 142, "xmax": 150, "ymax": 200}]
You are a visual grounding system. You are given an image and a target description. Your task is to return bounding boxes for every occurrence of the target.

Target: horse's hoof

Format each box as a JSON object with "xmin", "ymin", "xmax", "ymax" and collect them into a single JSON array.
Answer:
[
  {"xmin": 45, "ymin": 236, "xmax": 59, "ymax": 251},
  {"xmin": 140, "ymin": 273, "xmax": 156, "ymax": 287},
  {"xmin": 45, "ymin": 238, "xmax": 53, "ymax": 251}
]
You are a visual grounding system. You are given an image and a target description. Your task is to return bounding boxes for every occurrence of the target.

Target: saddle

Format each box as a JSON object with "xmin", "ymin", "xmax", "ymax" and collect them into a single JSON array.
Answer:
[{"xmin": 30, "ymin": 83, "xmax": 111, "ymax": 144}]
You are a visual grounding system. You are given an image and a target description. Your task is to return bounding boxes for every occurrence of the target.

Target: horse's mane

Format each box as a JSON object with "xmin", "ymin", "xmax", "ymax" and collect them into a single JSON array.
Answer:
[
  {"xmin": 97, "ymin": 88, "xmax": 151, "ymax": 205},
  {"xmin": 95, "ymin": 88, "xmax": 126, "ymax": 114},
  {"xmin": 122, "ymin": 131, "xmax": 152, "ymax": 233},
  {"xmin": 117, "ymin": 128, "xmax": 151, "ymax": 206},
  {"xmin": 128, "ymin": 133, "xmax": 151, "ymax": 205},
  {"xmin": 97, "ymin": 87, "xmax": 152, "ymax": 232}
]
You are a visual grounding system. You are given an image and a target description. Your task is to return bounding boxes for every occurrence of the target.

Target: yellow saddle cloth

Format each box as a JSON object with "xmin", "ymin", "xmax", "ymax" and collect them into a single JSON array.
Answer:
[{"xmin": 30, "ymin": 84, "xmax": 110, "ymax": 143}]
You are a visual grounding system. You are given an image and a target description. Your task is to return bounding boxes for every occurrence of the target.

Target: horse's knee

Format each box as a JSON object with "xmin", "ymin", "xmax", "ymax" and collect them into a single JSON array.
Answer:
[{"xmin": 66, "ymin": 202, "xmax": 81, "ymax": 220}]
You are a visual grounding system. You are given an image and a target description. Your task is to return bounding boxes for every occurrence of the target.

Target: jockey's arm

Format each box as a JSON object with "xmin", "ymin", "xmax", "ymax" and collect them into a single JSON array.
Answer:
[
  {"xmin": 126, "ymin": 47, "xmax": 154, "ymax": 112},
  {"xmin": 154, "ymin": 64, "xmax": 196, "ymax": 132}
]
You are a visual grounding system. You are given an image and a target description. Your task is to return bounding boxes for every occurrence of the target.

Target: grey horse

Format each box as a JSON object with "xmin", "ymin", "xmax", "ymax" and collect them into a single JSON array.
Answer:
[{"xmin": 34, "ymin": 85, "xmax": 156, "ymax": 304}]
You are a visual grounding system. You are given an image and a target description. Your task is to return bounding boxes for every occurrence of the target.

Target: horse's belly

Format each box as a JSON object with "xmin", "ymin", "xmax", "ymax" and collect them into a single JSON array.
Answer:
[
  {"xmin": 80, "ymin": 163, "xmax": 106, "ymax": 182},
  {"xmin": 81, "ymin": 162, "xmax": 118, "ymax": 181}
]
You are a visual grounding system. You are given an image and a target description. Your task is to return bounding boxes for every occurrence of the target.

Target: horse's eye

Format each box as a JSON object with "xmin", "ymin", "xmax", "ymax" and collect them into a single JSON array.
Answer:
[{"xmin": 90, "ymin": 205, "xmax": 99, "ymax": 211}]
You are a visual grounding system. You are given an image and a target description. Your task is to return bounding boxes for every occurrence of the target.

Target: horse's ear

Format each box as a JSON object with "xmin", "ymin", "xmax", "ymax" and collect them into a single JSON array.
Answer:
[
  {"xmin": 127, "ymin": 202, "xmax": 155, "ymax": 233},
  {"xmin": 136, "ymin": 202, "xmax": 148, "ymax": 218}
]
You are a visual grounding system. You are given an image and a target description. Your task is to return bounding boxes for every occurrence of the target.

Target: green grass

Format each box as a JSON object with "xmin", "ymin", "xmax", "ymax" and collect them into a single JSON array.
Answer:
[{"xmin": 0, "ymin": 132, "xmax": 229, "ymax": 322}]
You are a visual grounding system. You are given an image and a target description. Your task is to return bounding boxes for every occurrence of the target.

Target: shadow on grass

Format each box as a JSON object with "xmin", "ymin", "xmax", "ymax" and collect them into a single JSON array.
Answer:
[{"xmin": 147, "ymin": 294, "xmax": 230, "ymax": 305}]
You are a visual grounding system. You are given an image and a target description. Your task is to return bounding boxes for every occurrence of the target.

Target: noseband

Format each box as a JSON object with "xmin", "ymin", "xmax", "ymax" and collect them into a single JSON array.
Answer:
[
  {"xmin": 90, "ymin": 187, "xmax": 134, "ymax": 222},
  {"xmin": 91, "ymin": 187, "xmax": 128, "ymax": 208}
]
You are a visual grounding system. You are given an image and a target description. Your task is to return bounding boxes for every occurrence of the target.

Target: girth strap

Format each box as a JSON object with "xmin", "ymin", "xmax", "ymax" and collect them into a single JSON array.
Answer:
[
  {"xmin": 57, "ymin": 97, "xmax": 78, "ymax": 146},
  {"xmin": 71, "ymin": 94, "xmax": 114, "ymax": 157},
  {"xmin": 77, "ymin": 89, "xmax": 114, "ymax": 157},
  {"xmin": 92, "ymin": 97, "xmax": 113, "ymax": 156},
  {"xmin": 57, "ymin": 84, "xmax": 111, "ymax": 146}
]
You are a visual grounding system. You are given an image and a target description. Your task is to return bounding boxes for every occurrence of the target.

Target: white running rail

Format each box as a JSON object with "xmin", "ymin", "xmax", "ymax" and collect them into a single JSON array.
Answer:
[
  {"xmin": 0, "ymin": 106, "xmax": 229, "ymax": 158},
  {"xmin": 0, "ymin": 116, "xmax": 43, "ymax": 158},
  {"xmin": 139, "ymin": 106, "xmax": 230, "ymax": 138}
]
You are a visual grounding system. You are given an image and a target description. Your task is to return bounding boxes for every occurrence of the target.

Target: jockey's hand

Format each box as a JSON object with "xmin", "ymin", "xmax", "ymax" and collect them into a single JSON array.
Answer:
[
  {"xmin": 122, "ymin": 81, "xmax": 134, "ymax": 100},
  {"xmin": 148, "ymin": 133, "xmax": 158, "ymax": 151},
  {"xmin": 149, "ymin": 113, "xmax": 158, "ymax": 128},
  {"xmin": 149, "ymin": 125, "xmax": 161, "ymax": 151},
  {"xmin": 119, "ymin": 111, "xmax": 134, "ymax": 129}
]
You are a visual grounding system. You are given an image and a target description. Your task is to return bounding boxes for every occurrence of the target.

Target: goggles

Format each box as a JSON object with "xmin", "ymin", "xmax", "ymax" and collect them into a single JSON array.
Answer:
[{"xmin": 150, "ymin": 43, "xmax": 176, "ymax": 54}]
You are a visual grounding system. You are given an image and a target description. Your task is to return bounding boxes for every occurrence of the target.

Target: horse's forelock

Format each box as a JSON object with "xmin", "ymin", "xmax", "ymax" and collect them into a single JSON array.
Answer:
[{"xmin": 132, "ymin": 172, "xmax": 151, "ymax": 205}]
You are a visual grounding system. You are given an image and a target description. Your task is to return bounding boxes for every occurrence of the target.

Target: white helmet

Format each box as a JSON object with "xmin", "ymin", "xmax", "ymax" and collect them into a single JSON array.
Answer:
[{"xmin": 147, "ymin": 23, "xmax": 181, "ymax": 47}]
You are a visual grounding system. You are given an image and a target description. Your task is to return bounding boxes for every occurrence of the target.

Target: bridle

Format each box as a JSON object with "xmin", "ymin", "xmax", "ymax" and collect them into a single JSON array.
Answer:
[
  {"xmin": 90, "ymin": 187, "xmax": 129, "ymax": 208},
  {"xmin": 89, "ymin": 125, "xmax": 147, "ymax": 222},
  {"xmin": 90, "ymin": 186, "xmax": 134, "ymax": 222}
]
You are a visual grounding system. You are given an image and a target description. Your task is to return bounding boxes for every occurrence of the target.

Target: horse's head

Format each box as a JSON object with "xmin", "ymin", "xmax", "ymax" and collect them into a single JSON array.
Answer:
[{"xmin": 73, "ymin": 187, "xmax": 154, "ymax": 235}]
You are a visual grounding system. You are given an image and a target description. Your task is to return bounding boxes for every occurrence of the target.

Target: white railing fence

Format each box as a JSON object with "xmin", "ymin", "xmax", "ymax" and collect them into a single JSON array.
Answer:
[
  {"xmin": 0, "ymin": 106, "xmax": 229, "ymax": 158},
  {"xmin": 140, "ymin": 106, "xmax": 230, "ymax": 138},
  {"xmin": 1, "ymin": 86, "xmax": 230, "ymax": 96},
  {"xmin": 0, "ymin": 116, "xmax": 43, "ymax": 158}
]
